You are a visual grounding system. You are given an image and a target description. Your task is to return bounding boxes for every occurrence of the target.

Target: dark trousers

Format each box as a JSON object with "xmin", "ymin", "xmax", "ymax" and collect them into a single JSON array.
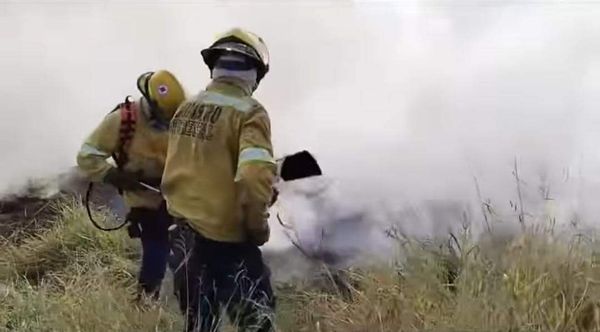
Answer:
[
  {"xmin": 127, "ymin": 203, "xmax": 172, "ymax": 299},
  {"xmin": 169, "ymin": 225, "xmax": 275, "ymax": 332}
]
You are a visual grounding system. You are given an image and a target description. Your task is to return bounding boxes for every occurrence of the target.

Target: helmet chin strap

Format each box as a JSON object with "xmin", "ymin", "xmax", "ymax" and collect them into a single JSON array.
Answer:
[
  {"xmin": 149, "ymin": 110, "xmax": 169, "ymax": 130},
  {"xmin": 138, "ymin": 72, "xmax": 170, "ymax": 130},
  {"xmin": 141, "ymin": 98, "xmax": 170, "ymax": 130}
]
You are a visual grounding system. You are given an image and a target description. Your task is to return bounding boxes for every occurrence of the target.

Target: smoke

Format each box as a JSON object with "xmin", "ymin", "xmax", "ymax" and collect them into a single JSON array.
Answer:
[{"xmin": 2, "ymin": 1, "xmax": 600, "ymax": 257}]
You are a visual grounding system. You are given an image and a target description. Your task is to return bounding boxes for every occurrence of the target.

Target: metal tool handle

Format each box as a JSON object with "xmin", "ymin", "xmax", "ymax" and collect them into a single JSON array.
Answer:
[{"xmin": 139, "ymin": 182, "xmax": 161, "ymax": 193}]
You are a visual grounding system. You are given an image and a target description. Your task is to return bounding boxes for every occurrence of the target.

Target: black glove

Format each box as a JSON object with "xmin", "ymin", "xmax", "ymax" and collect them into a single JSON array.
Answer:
[
  {"xmin": 248, "ymin": 224, "xmax": 270, "ymax": 247},
  {"xmin": 126, "ymin": 220, "xmax": 142, "ymax": 238},
  {"xmin": 102, "ymin": 168, "xmax": 144, "ymax": 191},
  {"xmin": 244, "ymin": 203, "xmax": 271, "ymax": 246}
]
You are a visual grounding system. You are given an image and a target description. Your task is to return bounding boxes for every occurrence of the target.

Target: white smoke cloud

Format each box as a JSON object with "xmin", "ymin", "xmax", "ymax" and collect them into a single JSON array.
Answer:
[{"xmin": 2, "ymin": 1, "xmax": 600, "ymax": 247}]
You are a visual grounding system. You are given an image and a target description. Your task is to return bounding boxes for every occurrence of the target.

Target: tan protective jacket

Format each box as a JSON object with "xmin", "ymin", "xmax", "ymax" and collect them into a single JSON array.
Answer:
[
  {"xmin": 161, "ymin": 78, "xmax": 276, "ymax": 244},
  {"xmin": 76, "ymin": 99, "xmax": 167, "ymax": 209}
]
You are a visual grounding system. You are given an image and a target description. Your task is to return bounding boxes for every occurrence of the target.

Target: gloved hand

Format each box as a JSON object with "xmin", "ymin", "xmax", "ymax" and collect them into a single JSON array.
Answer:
[
  {"xmin": 248, "ymin": 223, "xmax": 270, "ymax": 246},
  {"xmin": 245, "ymin": 204, "xmax": 271, "ymax": 246},
  {"xmin": 126, "ymin": 220, "xmax": 142, "ymax": 239},
  {"xmin": 102, "ymin": 168, "xmax": 144, "ymax": 191}
]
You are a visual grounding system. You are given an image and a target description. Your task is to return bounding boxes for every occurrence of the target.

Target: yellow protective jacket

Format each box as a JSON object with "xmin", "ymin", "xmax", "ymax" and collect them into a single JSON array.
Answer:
[
  {"xmin": 161, "ymin": 78, "xmax": 276, "ymax": 244},
  {"xmin": 76, "ymin": 99, "xmax": 168, "ymax": 209}
]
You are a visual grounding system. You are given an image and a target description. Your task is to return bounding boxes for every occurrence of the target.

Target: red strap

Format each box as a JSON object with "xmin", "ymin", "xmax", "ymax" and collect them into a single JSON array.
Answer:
[
  {"xmin": 115, "ymin": 101, "xmax": 137, "ymax": 167},
  {"xmin": 121, "ymin": 102, "xmax": 137, "ymax": 143}
]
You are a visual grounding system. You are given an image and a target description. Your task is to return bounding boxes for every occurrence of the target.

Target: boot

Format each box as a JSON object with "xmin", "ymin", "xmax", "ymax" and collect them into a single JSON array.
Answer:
[{"xmin": 134, "ymin": 282, "xmax": 161, "ymax": 309}]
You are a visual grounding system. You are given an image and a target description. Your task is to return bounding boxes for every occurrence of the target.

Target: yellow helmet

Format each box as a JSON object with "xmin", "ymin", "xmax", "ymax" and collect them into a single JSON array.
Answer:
[
  {"xmin": 201, "ymin": 28, "xmax": 270, "ymax": 83},
  {"xmin": 137, "ymin": 70, "xmax": 185, "ymax": 120}
]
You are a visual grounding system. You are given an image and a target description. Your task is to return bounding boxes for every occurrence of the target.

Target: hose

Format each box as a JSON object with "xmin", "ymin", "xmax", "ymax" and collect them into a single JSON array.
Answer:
[{"xmin": 84, "ymin": 182, "xmax": 128, "ymax": 231}]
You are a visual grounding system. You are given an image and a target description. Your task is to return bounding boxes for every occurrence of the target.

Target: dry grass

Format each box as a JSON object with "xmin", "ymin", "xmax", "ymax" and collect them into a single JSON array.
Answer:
[
  {"xmin": 0, "ymin": 198, "xmax": 181, "ymax": 332},
  {"xmin": 2, "ymin": 198, "xmax": 600, "ymax": 331},
  {"xmin": 278, "ymin": 229, "xmax": 600, "ymax": 332}
]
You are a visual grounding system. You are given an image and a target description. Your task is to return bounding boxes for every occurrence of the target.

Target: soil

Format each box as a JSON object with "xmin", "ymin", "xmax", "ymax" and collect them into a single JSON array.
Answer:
[
  {"xmin": 0, "ymin": 167, "xmax": 122, "ymax": 242},
  {"xmin": 0, "ymin": 193, "xmax": 61, "ymax": 241}
]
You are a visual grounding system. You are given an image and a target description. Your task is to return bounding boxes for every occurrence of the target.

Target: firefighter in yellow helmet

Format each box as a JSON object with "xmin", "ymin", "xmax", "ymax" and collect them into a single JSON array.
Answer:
[
  {"xmin": 76, "ymin": 70, "xmax": 185, "ymax": 301},
  {"xmin": 161, "ymin": 28, "xmax": 276, "ymax": 331}
]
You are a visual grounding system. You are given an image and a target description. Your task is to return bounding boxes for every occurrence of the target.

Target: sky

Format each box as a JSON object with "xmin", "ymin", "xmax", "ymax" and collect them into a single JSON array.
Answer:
[{"xmin": 2, "ymin": 0, "xmax": 600, "ymax": 243}]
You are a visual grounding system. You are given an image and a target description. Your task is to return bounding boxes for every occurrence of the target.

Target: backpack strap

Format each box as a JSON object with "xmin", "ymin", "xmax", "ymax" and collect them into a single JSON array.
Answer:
[
  {"xmin": 112, "ymin": 97, "xmax": 138, "ymax": 169},
  {"xmin": 84, "ymin": 97, "xmax": 138, "ymax": 228}
]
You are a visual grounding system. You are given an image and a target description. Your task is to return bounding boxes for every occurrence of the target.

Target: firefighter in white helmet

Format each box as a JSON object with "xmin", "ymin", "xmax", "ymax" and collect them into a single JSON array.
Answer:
[
  {"xmin": 77, "ymin": 70, "xmax": 186, "ymax": 301},
  {"xmin": 161, "ymin": 28, "xmax": 276, "ymax": 331}
]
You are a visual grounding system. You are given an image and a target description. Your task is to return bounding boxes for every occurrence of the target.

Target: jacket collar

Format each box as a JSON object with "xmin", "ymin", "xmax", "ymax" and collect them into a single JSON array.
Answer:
[{"xmin": 206, "ymin": 77, "xmax": 253, "ymax": 97}]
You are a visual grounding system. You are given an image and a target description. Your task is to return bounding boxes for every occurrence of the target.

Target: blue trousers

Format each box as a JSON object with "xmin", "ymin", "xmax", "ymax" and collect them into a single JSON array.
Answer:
[
  {"xmin": 169, "ymin": 224, "xmax": 275, "ymax": 332},
  {"xmin": 128, "ymin": 203, "xmax": 172, "ymax": 298}
]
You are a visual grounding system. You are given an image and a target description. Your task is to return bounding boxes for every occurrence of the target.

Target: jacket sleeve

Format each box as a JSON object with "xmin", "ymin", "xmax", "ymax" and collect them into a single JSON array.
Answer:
[
  {"xmin": 76, "ymin": 112, "xmax": 120, "ymax": 182},
  {"xmin": 236, "ymin": 106, "xmax": 276, "ymax": 245}
]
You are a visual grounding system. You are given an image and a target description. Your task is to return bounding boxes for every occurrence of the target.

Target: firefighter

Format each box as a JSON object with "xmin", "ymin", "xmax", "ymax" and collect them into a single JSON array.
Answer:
[
  {"xmin": 161, "ymin": 28, "xmax": 276, "ymax": 331},
  {"xmin": 76, "ymin": 70, "xmax": 186, "ymax": 301}
]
